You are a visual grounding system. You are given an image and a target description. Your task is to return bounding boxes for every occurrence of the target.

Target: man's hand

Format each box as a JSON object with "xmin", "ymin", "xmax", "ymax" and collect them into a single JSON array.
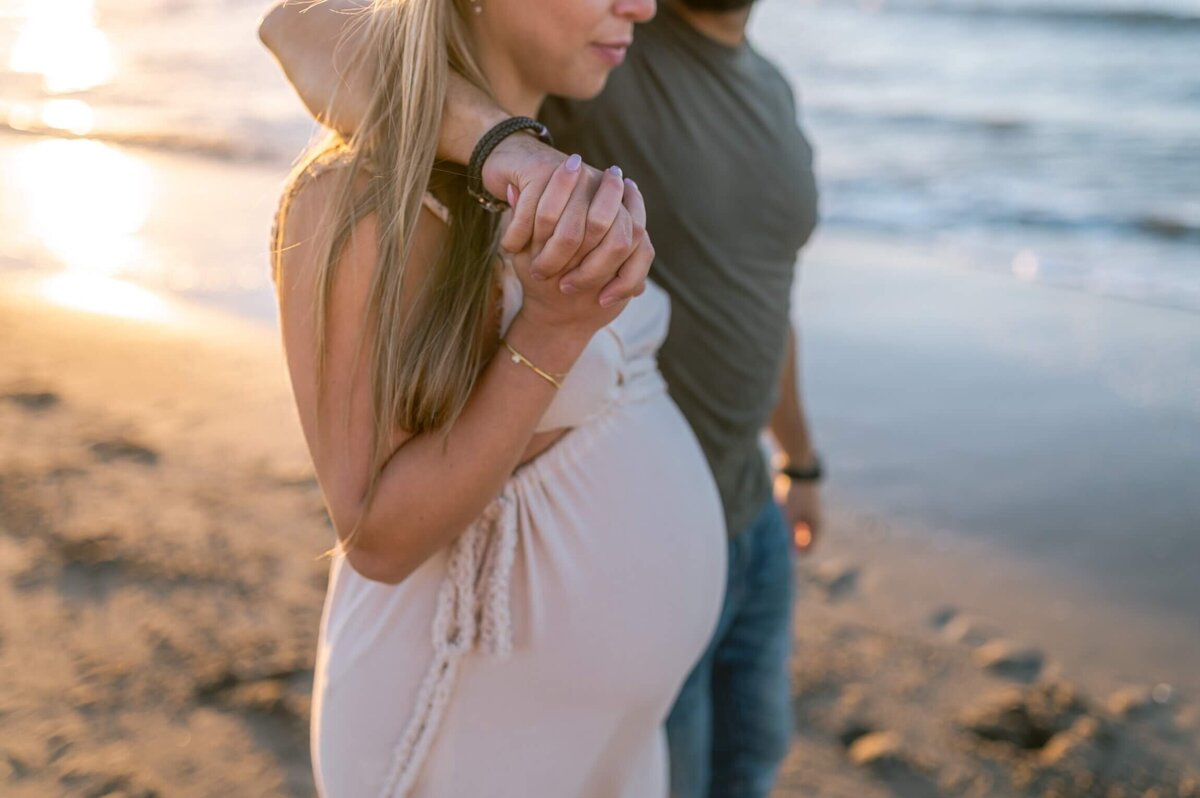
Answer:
[{"xmin": 780, "ymin": 477, "xmax": 822, "ymax": 554}]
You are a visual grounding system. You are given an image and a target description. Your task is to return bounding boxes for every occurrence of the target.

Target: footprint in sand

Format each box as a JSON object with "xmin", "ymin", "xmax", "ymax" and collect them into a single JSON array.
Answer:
[
  {"xmin": 1107, "ymin": 684, "xmax": 1175, "ymax": 720},
  {"xmin": 959, "ymin": 680, "xmax": 1088, "ymax": 750},
  {"xmin": 928, "ymin": 605, "xmax": 958, "ymax": 629},
  {"xmin": 930, "ymin": 608, "xmax": 1002, "ymax": 647},
  {"xmin": 845, "ymin": 731, "xmax": 941, "ymax": 796},
  {"xmin": 195, "ymin": 668, "xmax": 314, "ymax": 725},
  {"xmin": 2, "ymin": 390, "xmax": 60, "ymax": 411},
  {"xmin": 974, "ymin": 639, "xmax": 1046, "ymax": 683},
  {"xmin": 807, "ymin": 559, "xmax": 860, "ymax": 602},
  {"xmin": 89, "ymin": 438, "xmax": 160, "ymax": 466}
]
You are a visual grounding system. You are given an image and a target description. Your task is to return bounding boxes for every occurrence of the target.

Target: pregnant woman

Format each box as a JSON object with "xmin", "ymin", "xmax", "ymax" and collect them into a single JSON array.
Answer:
[{"xmin": 266, "ymin": 0, "xmax": 725, "ymax": 795}]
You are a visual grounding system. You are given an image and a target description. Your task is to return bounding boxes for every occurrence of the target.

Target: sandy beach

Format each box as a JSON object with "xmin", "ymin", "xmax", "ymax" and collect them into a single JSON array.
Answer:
[
  {"xmin": 2, "ymin": 130, "xmax": 1199, "ymax": 795},
  {"xmin": 0, "ymin": 274, "xmax": 326, "ymax": 796},
  {"xmin": 2, "ymin": 0, "xmax": 1199, "ymax": 790}
]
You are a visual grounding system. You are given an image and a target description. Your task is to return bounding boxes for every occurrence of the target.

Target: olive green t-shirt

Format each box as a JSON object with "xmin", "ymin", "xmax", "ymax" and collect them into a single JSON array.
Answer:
[{"xmin": 539, "ymin": 4, "xmax": 820, "ymax": 537}]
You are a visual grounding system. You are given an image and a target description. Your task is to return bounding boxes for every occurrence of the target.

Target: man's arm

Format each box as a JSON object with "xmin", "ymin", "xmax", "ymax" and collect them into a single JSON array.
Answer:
[
  {"xmin": 258, "ymin": 0, "xmax": 505, "ymax": 161},
  {"xmin": 770, "ymin": 324, "xmax": 817, "ymax": 466},
  {"xmin": 258, "ymin": 0, "xmax": 371, "ymax": 136},
  {"xmin": 257, "ymin": 0, "xmax": 642, "ymax": 300},
  {"xmin": 769, "ymin": 323, "xmax": 823, "ymax": 551}
]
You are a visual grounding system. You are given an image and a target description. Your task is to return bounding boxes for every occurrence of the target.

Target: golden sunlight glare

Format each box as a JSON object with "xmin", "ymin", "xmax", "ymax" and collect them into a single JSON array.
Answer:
[
  {"xmin": 40, "ymin": 98, "xmax": 96, "ymax": 135},
  {"xmin": 12, "ymin": 138, "xmax": 152, "ymax": 273},
  {"xmin": 5, "ymin": 138, "xmax": 170, "ymax": 320},
  {"xmin": 37, "ymin": 272, "xmax": 170, "ymax": 322},
  {"xmin": 9, "ymin": 0, "xmax": 116, "ymax": 94}
]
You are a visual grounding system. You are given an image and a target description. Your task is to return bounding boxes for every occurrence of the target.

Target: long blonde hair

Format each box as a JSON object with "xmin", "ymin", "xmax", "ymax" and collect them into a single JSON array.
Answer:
[{"xmin": 271, "ymin": 0, "xmax": 502, "ymax": 558}]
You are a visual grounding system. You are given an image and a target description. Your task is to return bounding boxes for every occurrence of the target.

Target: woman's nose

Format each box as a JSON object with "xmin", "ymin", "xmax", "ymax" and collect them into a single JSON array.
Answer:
[{"xmin": 614, "ymin": 0, "xmax": 656, "ymax": 24}]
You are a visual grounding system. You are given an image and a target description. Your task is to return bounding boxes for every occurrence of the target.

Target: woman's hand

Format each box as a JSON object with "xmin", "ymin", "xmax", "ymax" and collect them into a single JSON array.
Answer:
[
  {"xmin": 489, "ymin": 136, "xmax": 651, "ymax": 311},
  {"xmin": 504, "ymin": 155, "xmax": 653, "ymax": 337}
]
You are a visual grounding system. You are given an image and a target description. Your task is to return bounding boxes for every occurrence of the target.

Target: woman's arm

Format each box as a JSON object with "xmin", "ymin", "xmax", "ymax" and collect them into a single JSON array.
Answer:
[
  {"xmin": 257, "ymin": 0, "xmax": 648, "ymax": 302},
  {"xmin": 278, "ymin": 161, "xmax": 650, "ymax": 584}
]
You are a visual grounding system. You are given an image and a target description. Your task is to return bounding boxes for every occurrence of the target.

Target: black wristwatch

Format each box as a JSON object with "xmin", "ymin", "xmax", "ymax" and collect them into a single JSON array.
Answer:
[{"xmin": 779, "ymin": 454, "xmax": 823, "ymax": 482}]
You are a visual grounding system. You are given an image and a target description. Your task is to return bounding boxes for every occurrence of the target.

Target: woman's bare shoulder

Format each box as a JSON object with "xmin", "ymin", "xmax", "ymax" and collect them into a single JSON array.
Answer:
[
  {"xmin": 274, "ymin": 157, "xmax": 377, "ymax": 299},
  {"xmin": 279, "ymin": 155, "xmax": 375, "ymax": 244},
  {"xmin": 274, "ymin": 156, "xmax": 448, "ymax": 328}
]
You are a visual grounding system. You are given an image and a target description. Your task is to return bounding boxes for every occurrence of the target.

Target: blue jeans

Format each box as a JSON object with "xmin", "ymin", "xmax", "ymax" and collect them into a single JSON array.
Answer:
[{"xmin": 666, "ymin": 498, "xmax": 795, "ymax": 798}]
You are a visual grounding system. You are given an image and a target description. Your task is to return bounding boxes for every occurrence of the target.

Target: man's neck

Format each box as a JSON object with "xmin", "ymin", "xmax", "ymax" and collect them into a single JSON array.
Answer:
[{"xmin": 665, "ymin": 0, "xmax": 753, "ymax": 48}]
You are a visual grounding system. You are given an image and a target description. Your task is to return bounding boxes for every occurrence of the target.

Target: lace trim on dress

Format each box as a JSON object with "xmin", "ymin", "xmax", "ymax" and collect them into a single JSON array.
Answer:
[{"xmin": 377, "ymin": 492, "xmax": 519, "ymax": 798}]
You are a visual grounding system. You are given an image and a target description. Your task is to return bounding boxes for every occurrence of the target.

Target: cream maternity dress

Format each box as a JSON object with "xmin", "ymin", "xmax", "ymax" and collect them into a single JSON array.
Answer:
[{"xmin": 308, "ymin": 192, "xmax": 727, "ymax": 798}]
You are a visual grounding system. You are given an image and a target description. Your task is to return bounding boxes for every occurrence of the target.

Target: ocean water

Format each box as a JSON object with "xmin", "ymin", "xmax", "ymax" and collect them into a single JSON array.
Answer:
[
  {"xmin": 750, "ymin": 0, "xmax": 1200, "ymax": 311},
  {"xmin": 0, "ymin": 0, "xmax": 1197, "ymax": 312}
]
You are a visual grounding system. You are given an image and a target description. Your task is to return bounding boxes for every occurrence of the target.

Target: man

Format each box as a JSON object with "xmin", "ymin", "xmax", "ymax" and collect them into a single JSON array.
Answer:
[{"xmin": 261, "ymin": 0, "xmax": 822, "ymax": 794}]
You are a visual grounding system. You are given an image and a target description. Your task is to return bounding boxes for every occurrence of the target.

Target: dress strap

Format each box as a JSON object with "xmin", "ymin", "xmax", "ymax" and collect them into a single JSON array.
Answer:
[
  {"xmin": 421, "ymin": 191, "xmax": 451, "ymax": 225},
  {"xmin": 377, "ymin": 490, "xmax": 518, "ymax": 798}
]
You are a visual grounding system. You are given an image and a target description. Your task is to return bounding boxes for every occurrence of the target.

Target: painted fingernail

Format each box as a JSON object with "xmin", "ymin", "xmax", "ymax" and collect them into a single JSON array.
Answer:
[
  {"xmin": 608, "ymin": 165, "xmax": 623, "ymax": 179},
  {"xmin": 506, "ymin": 184, "xmax": 516, "ymax": 207},
  {"xmin": 564, "ymin": 154, "xmax": 582, "ymax": 172}
]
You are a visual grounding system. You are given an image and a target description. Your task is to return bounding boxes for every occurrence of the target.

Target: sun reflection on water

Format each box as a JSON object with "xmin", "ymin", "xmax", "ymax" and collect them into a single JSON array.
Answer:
[
  {"xmin": 5, "ymin": 138, "xmax": 172, "ymax": 321},
  {"xmin": 13, "ymin": 138, "xmax": 151, "ymax": 271},
  {"xmin": 39, "ymin": 98, "xmax": 96, "ymax": 135},
  {"xmin": 37, "ymin": 272, "xmax": 170, "ymax": 322},
  {"xmin": 9, "ymin": 0, "xmax": 116, "ymax": 94},
  {"xmin": 0, "ymin": 0, "xmax": 178, "ymax": 324}
]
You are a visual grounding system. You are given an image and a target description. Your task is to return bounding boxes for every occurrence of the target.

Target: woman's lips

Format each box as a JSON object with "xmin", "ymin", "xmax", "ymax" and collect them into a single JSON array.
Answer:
[{"xmin": 590, "ymin": 42, "xmax": 630, "ymax": 66}]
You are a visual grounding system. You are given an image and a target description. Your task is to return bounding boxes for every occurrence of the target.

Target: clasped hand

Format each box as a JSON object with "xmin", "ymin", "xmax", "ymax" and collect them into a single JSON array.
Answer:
[{"xmin": 493, "ymin": 136, "xmax": 653, "ymax": 337}]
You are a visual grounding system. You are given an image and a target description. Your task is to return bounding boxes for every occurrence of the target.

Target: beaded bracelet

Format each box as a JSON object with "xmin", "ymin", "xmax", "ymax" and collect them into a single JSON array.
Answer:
[{"xmin": 467, "ymin": 117, "xmax": 554, "ymax": 212}]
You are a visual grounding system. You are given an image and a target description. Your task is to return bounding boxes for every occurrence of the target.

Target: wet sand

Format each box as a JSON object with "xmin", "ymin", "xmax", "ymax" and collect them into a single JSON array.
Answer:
[{"xmin": 795, "ymin": 232, "xmax": 1200, "ymax": 622}]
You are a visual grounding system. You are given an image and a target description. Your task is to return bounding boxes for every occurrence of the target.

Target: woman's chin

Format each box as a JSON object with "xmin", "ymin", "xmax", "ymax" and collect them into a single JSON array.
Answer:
[{"xmin": 552, "ymin": 71, "xmax": 613, "ymax": 102}]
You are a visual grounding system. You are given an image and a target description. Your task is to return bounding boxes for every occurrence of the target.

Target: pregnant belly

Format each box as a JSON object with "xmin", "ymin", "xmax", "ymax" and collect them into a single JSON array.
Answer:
[
  {"xmin": 315, "ymin": 395, "xmax": 725, "ymax": 744},
  {"xmin": 502, "ymin": 396, "xmax": 727, "ymax": 693}
]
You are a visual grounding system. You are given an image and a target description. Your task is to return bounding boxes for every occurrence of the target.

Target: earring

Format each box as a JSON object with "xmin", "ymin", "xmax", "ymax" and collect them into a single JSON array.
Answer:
[{"xmin": 470, "ymin": 0, "xmax": 482, "ymax": 13}]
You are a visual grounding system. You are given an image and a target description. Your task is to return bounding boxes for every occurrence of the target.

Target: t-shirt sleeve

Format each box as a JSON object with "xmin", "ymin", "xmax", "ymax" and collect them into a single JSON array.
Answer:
[{"xmin": 537, "ymin": 96, "xmax": 592, "ymax": 149}]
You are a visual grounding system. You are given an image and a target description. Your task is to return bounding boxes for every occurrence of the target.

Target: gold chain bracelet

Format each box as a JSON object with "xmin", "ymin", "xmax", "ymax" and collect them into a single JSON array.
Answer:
[{"xmin": 500, "ymin": 339, "xmax": 566, "ymax": 390}]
